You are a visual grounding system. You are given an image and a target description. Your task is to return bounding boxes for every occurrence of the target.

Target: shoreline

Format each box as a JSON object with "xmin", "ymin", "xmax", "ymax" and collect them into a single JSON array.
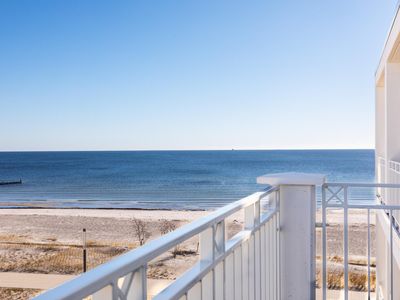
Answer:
[
  {"xmin": 0, "ymin": 206, "xmax": 208, "ymax": 212},
  {"xmin": 0, "ymin": 208, "xmax": 212, "ymax": 222}
]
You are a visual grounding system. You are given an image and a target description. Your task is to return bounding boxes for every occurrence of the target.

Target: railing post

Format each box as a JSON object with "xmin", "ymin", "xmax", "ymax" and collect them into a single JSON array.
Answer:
[
  {"xmin": 199, "ymin": 227, "xmax": 214, "ymax": 299},
  {"xmin": 244, "ymin": 201, "xmax": 258, "ymax": 300},
  {"xmin": 200, "ymin": 227, "xmax": 214, "ymax": 263},
  {"xmin": 214, "ymin": 220, "xmax": 225, "ymax": 257},
  {"xmin": 257, "ymin": 172, "xmax": 326, "ymax": 300},
  {"xmin": 245, "ymin": 203, "xmax": 256, "ymax": 229},
  {"xmin": 127, "ymin": 266, "xmax": 147, "ymax": 300},
  {"xmin": 199, "ymin": 220, "xmax": 226, "ymax": 300}
]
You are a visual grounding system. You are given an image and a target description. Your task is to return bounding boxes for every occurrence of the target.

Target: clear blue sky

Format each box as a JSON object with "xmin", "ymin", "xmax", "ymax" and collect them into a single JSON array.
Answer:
[{"xmin": 0, "ymin": 1, "xmax": 397, "ymax": 151}]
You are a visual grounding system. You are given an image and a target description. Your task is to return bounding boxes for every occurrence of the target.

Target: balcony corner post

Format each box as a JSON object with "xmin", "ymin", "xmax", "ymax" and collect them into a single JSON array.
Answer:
[{"xmin": 257, "ymin": 172, "xmax": 326, "ymax": 300}]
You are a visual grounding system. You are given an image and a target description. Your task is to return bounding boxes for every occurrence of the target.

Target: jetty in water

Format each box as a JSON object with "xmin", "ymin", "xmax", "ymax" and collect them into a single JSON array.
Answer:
[{"xmin": 0, "ymin": 179, "xmax": 22, "ymax": 185}]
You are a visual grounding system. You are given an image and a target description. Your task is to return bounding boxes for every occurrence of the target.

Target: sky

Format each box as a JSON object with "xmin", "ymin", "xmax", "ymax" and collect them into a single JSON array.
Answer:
[{"xmin": 0, "ymin": 0, "xmax": 398, "ymax": 151}]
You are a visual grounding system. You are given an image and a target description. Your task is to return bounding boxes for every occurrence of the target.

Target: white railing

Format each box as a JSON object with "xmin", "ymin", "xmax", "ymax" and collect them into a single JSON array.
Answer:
[
  {"xmin": 378, "ymin": 157, "xmax": 386, "ymax": 182},
  {"xmin": 377, "ymin": 157, "xmax": 386, "ymax": 200},
  {"xmin": 322, "ymin": 182, "xmax": 400, "ymax": 300},
  {"xmin": 386, "ymin": 159, "xmax": 400, "ymax": 224},
  {"xmin": 34, "ymin": 186, "xmax": 280, "ymax": 300}
]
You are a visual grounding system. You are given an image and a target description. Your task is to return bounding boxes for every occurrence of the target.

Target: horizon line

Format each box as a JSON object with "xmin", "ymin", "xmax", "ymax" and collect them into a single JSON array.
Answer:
[{"xmin": 0, "ymin": 148, "xmax": 375, "ymax": 153}]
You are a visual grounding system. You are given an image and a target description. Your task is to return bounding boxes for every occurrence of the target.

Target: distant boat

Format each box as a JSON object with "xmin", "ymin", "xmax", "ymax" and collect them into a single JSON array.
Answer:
[{"xmin": 0, "ymin": 179, "xmax": 22, "ymax": 185}]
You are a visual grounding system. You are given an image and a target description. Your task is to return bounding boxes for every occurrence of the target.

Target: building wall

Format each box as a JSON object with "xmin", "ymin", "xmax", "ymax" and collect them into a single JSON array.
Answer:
[{"xmin": 375, "ymin": 6, "xmax": 400, "ymax": 299}]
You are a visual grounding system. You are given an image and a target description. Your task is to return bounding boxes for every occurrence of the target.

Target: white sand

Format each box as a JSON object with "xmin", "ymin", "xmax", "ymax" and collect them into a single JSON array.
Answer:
[{"xmin": 0, "ymin": 208, "xmax": 210, "ymax": 222}]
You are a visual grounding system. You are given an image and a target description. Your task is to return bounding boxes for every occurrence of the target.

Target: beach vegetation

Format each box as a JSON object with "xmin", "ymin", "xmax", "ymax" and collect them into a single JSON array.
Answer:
[
  {"xmin": 159, "ymin": 219, "xmax": 182, "ymax": 257},
  {"xmin": 132, "ymin": 217, "xmax": 150, "ymax": 246},
  {"xmin": 159, "ymin": 219, "xmax": 177, "ymax": 235}
]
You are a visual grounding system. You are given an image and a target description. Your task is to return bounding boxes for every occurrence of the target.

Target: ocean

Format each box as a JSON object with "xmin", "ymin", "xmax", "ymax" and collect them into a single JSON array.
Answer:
[{"xmin": 0, "ymin": 150, "xmax": 375, "ymax": 209}]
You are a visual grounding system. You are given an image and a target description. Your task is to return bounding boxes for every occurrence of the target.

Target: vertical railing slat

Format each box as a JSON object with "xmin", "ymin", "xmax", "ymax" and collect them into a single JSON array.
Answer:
[
  {"xmin": 234, "ymin": 246, "xmax": 243, "ymax": 300},
  {"xmin": 343, "ymin": 186, "xmax": 349, "ymax": 300},
  {"xmin": 274, "ymin": 214, "xmax": 279, "ymax": 300},
  {"xmin": 389, "ymin": 209, "xmax": 393, "ymax": 300},
  {"xmin": 269, "ymin": 220, "xmax": 273, "ymax": 300},
  {"xmin": 214, "ymin": 262, "xmax": 224, "ymax": 299},
  {"xmin": 260, "ymin": 225, "xmax": 266, "ymax": 300},
  {"xmin": 245, "ymin": 202, "xmax": 256, "ymax": 300},
  {"xmin": 322, "ymin": 185, "xmax": 327, "ymax": 300},
  {"xmin": 201, "ymin": 271, "xmax": 213, "ymax": 300},
  {"xmin": 242, "ymin": 240, "xmax": 249, "ymax": 300},
  {"xmin": 249, "ymin": 235, "xmax": 255, "ymax": 300},
  {"xmin": 272, "ymin": 215, "xmax": 276, "ymax": 300},
  {"xmin": 276, "ymin": 192, "xmax": 281, "ymax": 300},
  {"xmin": 255, "ymin": 230, "xmax": 261, "ymax": 300},
  {"xmin": 129, "ymin": 266, "xmax": 147, "ymax": 300},
  {"xmin": 225, "ymin": 253, "xmax": 235, "ymax": 300},
  {"xmin": 367, "ymin": 208, "xmax": 371, "ymax": 299},
  {"xmin": 187, "ymin": 282, "xmax": 202, "ymax": 300},
  {"xmin": 265, "ymin": 221, "xmax": 270, "ymax": 300},
  {"xmin": 199, "ymin": 226, "xmax": 214, "ymax": 300}
]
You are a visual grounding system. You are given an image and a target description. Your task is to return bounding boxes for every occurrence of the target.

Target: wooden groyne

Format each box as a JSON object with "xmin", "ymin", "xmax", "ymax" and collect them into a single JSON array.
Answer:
[{"xmin": 0, "ymin": 179, "xmax": 22, "ymax": 185}]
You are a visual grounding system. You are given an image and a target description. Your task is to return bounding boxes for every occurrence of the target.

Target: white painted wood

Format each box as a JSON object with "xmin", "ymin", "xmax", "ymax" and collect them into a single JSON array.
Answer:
[
  {"xmin": 278, "ymin": 184, "xmax": 318, "ymax": 300},
  {"xmin": 201, "ymin": 271, "xmax": 213, "ymax": 300},
  {"xmin": 268, "ymin": 221, "xmax": 273, "ymax": 300},
  {"xmin": 276, "ymin": 212, "xmax": 281, "ymax": 300},
  {"xmin": 322, "ymin": 183, "xmax": 400, "ymax": 300},
  {"xmin": 254, "ymin": 230, "xmax": 261, "ymax": 300},
  {"xmin": 234, "ymin": 246, "xmax": 242, "ymax": 300},
  {"xmin": 200, "ymin": 227, "xmax": 214, "ymax": 263},
  {"xmin": 257, "ymin": 172, "xmax": 326, "ymax": 186},
  {"xmin": 128, "ymin": 267, "xmax": 147, "ymax": 300},
  {"xmin": 265, "ymin": 182, "xmax": 310, "ymax": 297},
  {"xmin": 385, "ymin": 63, "xmax": 400, "ymax": 162},
  {"xmin": 376, "ymin": 5, "xmax": 400, "ymax": 83},
  {"xmin": 187, "ymin": 282, "xmax": 201, "ymax": 300},
  {"xmin": 376, "ymin": 85, "xmax": 385, "ymax": 161},
  {"xmin": 264, "ymin": 222, "xmax": 269, "ymax": 300},
  {"xmin": 260, "ymin": 225, "xmax": 266, "ymax": 300},
  {"xmin": 248, "ymin": 235, "xmax": 255, "ymax": 300},
  {"xmin": 92, "ymin": 285, "xmax": 112, "ymax": 300},
  {"xmin": 225, "ymin": 253, "xmax": 235, "ymax": 300},
  {"xmin": 214, "ymin": 262, "xmax": 224, "ymax": 300},
  {"xmin": 119, "ymin": 272, "xmax": 133, "ymax": 299},
  {"xmin": 37, "ymin": 187, "xmax": 279, "ymax": 300},
  {"xmin": 272, "ymin": 216, "xmax": 277, "ymax": 300},
  {"xmin": 214, "ymin": 221, "xmax": 225, "ymax": 257},
  {"xmin": 245, "ymin": 204, "xmax": 255, "ymax": 230},
  {"xmin": 255, "ymin": 200, "xmax": 261, "ymax": 225},
  {"xmin": 242, "ymin": 240, "xmax": 249, "ymax": 300}
]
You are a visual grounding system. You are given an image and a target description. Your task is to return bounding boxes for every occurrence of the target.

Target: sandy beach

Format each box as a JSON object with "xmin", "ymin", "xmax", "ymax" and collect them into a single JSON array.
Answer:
[{"xmin": 0, "ymin": 208, "xmax": 375, "ymax": 299}]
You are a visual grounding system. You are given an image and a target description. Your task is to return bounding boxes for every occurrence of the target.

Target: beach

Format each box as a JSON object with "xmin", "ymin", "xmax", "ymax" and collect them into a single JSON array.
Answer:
[
  {"xmin": 0, "ymin": 208, "xmax": 376, "ymax": 299},
  {"xmin": 0, "ymin": 208, "xmax": 239, "ymax": 299}
]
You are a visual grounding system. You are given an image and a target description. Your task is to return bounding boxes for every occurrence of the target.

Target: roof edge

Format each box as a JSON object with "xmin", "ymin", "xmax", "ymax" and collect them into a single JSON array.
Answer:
[{"xmin": 375, "ymin": 2, "xmax": 400, "ymax": 77}]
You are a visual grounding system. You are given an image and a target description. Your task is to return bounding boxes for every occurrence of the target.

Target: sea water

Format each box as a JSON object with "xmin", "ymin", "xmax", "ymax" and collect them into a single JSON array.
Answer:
[{"xmin": 0, "ymin": 150, "xmax": 374, "ymax": 209}]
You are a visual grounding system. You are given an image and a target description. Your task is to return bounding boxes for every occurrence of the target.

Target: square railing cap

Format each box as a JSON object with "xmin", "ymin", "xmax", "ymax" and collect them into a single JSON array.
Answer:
[{"xmin": 257, "ymin": 172, "xmax": 326, "ymax": 186}]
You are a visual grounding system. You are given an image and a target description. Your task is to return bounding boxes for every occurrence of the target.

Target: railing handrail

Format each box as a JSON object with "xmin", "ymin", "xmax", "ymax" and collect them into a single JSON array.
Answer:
[
  {"xmin": 155, "ymin": 208, "xmax": 278, "ymax": 300},
  {"xmin": 324, "ymin": 182, "xmax": 400, "ymax": 188},
  {"xmin": 34, "ymin": 186, "xmax": 279, "ymax": 300},
  {"xmin": 388, "ymin": 159, "xmax": 400, "ymax": 174},
  {"xmin": 321, "ymin": 181, "xmax": 400, "ymax": 300}
]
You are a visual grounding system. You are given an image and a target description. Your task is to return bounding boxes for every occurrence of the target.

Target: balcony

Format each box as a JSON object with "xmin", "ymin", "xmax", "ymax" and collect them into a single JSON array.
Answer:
[{"xmin": 33, "ymin": 173, "xmax": 400, "ymax": 300}]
